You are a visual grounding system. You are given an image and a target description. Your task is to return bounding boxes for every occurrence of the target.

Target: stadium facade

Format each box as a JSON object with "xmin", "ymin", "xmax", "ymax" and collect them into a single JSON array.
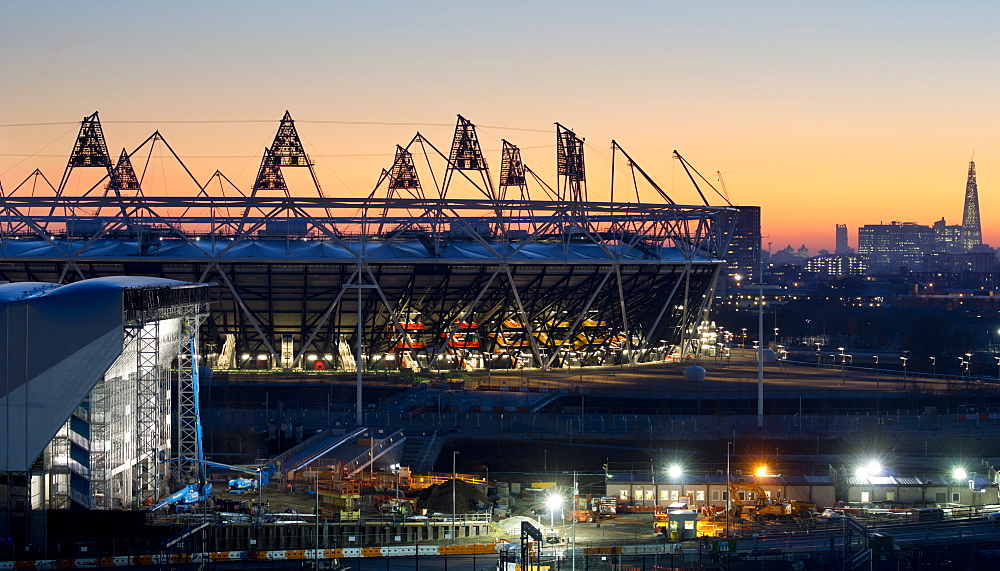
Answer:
[
  {"xmin": 1, "ymin": 277, "xmax": 209, "ymax": 542},
  {"xmin": 0, "ymin": 113, "xmax": 736, "ymax": 372}
]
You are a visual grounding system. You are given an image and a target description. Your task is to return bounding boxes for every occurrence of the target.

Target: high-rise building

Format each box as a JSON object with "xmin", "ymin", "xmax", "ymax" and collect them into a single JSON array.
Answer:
[
  {"xmin": 858, "ymin": 221, "xmax": 934, "ymax": 274},
  {"xmin": 932, "ymin": 218, "xmax": 964, "ymax": 253},
  {"xmin": 961, "ymin": 160, "xmax": 982, "ymax": 251},
  {"xmin": 724, "ymin": 206, "xmax": 761, "ymax": 285},
  {"xmin": 835, "ymin": 224, "xmax": 849, "ymax": 254}
]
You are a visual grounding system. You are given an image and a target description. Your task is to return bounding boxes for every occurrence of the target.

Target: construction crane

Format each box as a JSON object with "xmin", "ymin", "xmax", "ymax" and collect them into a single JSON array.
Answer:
[{"xmin": 716, "ymin": 171, "xmax": 732, "ymax": 204}]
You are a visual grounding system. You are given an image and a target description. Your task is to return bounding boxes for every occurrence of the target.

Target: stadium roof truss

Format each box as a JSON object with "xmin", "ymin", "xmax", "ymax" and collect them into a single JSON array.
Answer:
[{"xmin": 0, "ymin": 113, "xmax": 737, "ymax": 371}]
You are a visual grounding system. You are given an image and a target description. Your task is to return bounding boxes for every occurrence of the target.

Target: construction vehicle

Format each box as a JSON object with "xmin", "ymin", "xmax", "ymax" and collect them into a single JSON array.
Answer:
[
  {"xmin": 653, "ymin": 511, "xmax": 670, "ymax": 534},
  {"xmin": 728, "ymin": 481, "xmax": 816, "ymax": 522},
  {"xmin": 597, "ymin": 496, "xmax": 618, "ymax": 518},
  {"xmin": 228, "ymin": 477, "xmax": 256, "ymax": 493},
  {"xmin": 372, "ymin": 495, "xmax": 417, "ymax": 516},
  {"xmin": 148, "ymin": 483, "xmax": 212, "ymax": 513},
  {"xmin": 566, "ymin": 495, "xmax": 617, "ymax": 522}
]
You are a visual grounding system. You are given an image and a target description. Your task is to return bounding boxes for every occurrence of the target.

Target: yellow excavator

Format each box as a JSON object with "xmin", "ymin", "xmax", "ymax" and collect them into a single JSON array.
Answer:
[{"xmin": 728, "ymin": 481, "xmax": 816, "ymax": 522}]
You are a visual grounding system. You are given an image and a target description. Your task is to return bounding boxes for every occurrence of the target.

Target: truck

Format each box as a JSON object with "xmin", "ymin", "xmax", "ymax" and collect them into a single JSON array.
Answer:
[
  {"xmin": 728, "ymin": 481, "xmax": 816, "ymax": 522},
  {"xmin": 596, "ymin": 496, "xmax": 618, "ymax": 519},
  {"xmin": 565, "ymin": 494, "xmax": 617, "ymax": 522}
]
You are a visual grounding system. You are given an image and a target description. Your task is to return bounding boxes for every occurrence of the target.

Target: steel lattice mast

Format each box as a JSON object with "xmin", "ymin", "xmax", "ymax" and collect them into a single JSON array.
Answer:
[{"xmin": 961, "ymin": 159, "xmax": 982, "ymax": 251}]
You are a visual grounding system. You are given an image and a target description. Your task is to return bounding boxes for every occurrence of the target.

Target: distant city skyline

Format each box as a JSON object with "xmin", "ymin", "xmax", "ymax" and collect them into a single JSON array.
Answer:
[{"xmin": 1, "ymin": 1, "xmax": 998, "ymax": 251}]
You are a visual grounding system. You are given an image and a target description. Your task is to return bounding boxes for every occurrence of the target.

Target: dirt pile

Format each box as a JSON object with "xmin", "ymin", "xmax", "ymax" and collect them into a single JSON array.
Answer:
[{"xmin": 412, "ymin": 479, "xmax": 488, "ymax": 514}]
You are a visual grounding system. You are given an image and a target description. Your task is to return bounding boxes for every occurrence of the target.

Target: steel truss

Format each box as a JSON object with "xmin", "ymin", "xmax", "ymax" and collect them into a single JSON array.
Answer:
[
  {"xmin": 0, "ymin": 195, "xmax": 732, "ymax": 370},
  {"xmin": 0, "ymin": 112, "xmax": 736, "ymax": 370}
]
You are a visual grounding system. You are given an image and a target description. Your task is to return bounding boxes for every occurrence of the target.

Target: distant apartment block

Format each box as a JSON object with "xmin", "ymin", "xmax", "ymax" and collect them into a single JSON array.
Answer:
[
  {"xmin": 723, "ymin": 206, "xmax": 761, "ymax": 285},
  {"xmin": 858, "ymin": 221, "xmax": 934, "ymax": 273},
  {"xmin": 805, "ymin": 253, "xmax": 868, "ymax": 277}
]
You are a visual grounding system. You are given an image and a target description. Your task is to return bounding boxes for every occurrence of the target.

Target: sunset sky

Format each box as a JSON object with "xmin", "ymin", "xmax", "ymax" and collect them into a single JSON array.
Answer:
[{"xmin": 1, "ymin": 0, "xmax": 998, "ymax": 251}]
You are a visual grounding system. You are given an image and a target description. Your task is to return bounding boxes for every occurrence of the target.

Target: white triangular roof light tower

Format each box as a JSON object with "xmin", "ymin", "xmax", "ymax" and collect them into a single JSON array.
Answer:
[
  {"xmin": 56, "ymin": 111, "xmax": 114, "ymax": 197},
  {"xmin": 254, "ymin": 110, "xmax": 326, "ymax": 199},
  {"xmin": 440, "ymin": 115, "xmax": 496, "ymax": 201},
  {"xmin": 106, "ymin": 148, "xmax": 143, "ymax": 197},
  {"xmin": 555, "ymin": 123, "xmax": 587, "ymax": 202}
]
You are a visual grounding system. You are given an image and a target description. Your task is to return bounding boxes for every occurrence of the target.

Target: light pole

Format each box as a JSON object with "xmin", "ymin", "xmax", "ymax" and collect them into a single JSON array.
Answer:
[
  {"xmin": 815, "ymin": 342, "xmax": 821, "ymax": 366},
  {"xmin": 995, "ymin": 356, "xmax": 1000, "ymax": 382},
  {"xmin": 725, "ymin": 442, "xmax": 731, "ymax": 537},
  {"xmin": 390, "ymin": 463, "xmax": 401, "ymax": 501},
  {"xmin": 452, "ymin": 450, "xmax": 459, "ymax": 545},
  {"xmin": 930, "ymin": 356, "xmax": 936, "ymax": 378},
  {"xmin": 546, "ymin": 494, "xmax": 562, "ymax": 530},
  {"xmin": 741, "ymin": 328, "xmax": 747, "ymax": 349},
  {"xmin": 874, "ymin": 356, "xmax": 880, "ymax": 401},
  {"xmin": 900, "ymin": 356, "xmax": 908, "ymax": 384},
  {"xmin": 839, "ymin": 347, "xmax": 846, "ymax": 381},
  {"xmin": 256, "ymin": 467, "xmax": 264, "ymax": 524},
  {"xmin": 668, "ymin": 464, "xmax": 685, "ymax": 504}
]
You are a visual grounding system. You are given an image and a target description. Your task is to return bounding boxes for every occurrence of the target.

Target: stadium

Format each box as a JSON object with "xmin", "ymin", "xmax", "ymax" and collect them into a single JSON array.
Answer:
[{"xmin": 0, "ymin": 112, "xmax": 735, "ymax": 372}]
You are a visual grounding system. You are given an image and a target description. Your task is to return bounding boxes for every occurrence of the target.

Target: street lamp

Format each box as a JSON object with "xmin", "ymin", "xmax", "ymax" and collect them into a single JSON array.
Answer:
[
  {"xmin": 742, "ymin": 328, "xmax": 747, "ymax": 349},
  {"xmin": 949, "ymin": 467, "xmax": 968, "ymax": 507},
  {"xmin": 546, "ymin": 494, "xmax": 563, "ymax": 529},
  {"xmin": 667, "ymin": 464, "xmax": 686, "ymax": 504},
  {"xmin": 390, "ymin": 463, "xmax": 401, "ymax": 501},
  {"xmin": 856, "ymin": 460, "xmax": 882, "ymax": 505},
  {"xmin": 855, "ymin": 460, "xmax": 882, "ymax": 479},
  {"xmin": 452, "ymin": 450, "xmax": 459, "ymax": 544},
  {"xmin": 256, "ymin": 467, "xmax": 264, "ymax": 524},
  {"xmin": 930, "ymin": 356, "xmax": 937, "ymax": 378},
  {"xmin": 773, "ymin": 327, "xmax": 779, "ymax": 348},
  {"xmin": 900, "ymin": 356, "xmax": 908, "ymax": 383},
  {"xmin": 839, "ymin": 347, "xmax": 846, "ymax": 381},
  {"xmin": 725, "ymin": 442, "xmax": 732, "ymax": 537},
  {"xmin": 815, "ymin": 342, "xmax": 822, "ymax": 366}
]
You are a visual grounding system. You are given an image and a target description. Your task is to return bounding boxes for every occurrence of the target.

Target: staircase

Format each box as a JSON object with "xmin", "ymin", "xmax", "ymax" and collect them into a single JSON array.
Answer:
[{"xmin": 398, "ymin": 430, "xmax": 445, "ymax": 473}]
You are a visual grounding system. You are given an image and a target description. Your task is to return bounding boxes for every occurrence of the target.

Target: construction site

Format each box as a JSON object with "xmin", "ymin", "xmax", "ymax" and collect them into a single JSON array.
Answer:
[
  {"xmin": 0, "ymin": 111, "xmax": 744, "ymax": 568},
  {"xmin": 7, "ymin": 113, "xmax": 1000, "ymax": 569}
]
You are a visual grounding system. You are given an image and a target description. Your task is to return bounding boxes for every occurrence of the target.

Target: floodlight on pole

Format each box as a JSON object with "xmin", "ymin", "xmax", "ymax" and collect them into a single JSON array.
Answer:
[{"xmin": 546, "ymin": 494, "xmax": 563, "ymax": 529}]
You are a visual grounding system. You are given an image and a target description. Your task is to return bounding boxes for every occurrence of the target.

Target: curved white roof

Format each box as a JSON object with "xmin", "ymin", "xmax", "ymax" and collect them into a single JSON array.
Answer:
[{"xmin": 0, "ymin": 277, "xmax": 202, "ymax": 472}]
